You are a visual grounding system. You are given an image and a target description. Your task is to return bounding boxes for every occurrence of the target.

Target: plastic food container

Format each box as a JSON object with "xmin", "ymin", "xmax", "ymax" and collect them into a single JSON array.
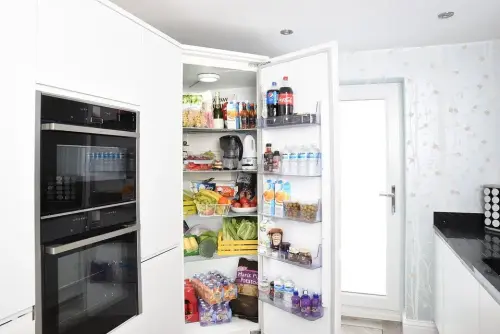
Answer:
[
  {"xmin": 284, "ymin": 201, "xmax": 301, "ymax": 219},
  {"xmin": 185, "ymin": 159, "xmax": 214, "ymax": 171},
  {"xmin": 195, "ymin": 203, "xmax": 230, "ymax": 217},
  {"xmin": 300, "ymin": 200, "xmax": 320, "ymax": 222}
]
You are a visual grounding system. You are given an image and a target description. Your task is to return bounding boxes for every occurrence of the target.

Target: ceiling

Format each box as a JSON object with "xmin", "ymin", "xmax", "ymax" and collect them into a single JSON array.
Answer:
[
  {"xmin": 112, "ymin": 0, "xmax": 500, "ymax": 56},
  {"xmin": 183, "ymin": 64, "xmax": 256, "ymax": 91}
]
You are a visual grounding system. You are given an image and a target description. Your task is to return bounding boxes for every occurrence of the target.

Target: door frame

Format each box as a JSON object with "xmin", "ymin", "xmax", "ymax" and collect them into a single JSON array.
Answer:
[{"xmin": 339, "ymin": 83, "xmax": 405, "ymax": 321}]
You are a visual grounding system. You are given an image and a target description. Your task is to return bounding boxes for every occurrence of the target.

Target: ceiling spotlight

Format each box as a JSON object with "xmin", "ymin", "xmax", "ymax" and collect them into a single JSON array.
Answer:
[
  {"xmin": 438, "ymin": 11, "xmax": 455, "ymax": 19},
  {"xmin": 280, "ymin": 29, "xmax": 294, "ymax": 36},
  {"xmin": 198, "ymin": 73, "xmax": 220, "ymax": 83}
]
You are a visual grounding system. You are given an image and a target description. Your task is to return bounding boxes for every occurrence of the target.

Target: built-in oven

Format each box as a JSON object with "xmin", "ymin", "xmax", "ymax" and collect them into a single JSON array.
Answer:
[
  {"xmin": 39, "ymin": 94, "xmax": 137, "ymax": 218},
  {"xmin": 41, "ymin": 206, "xmax": 139, "ymax": 334},
  {"xmin": 36, "ymin": 93, "xmax": 140, "ymax": 334}
]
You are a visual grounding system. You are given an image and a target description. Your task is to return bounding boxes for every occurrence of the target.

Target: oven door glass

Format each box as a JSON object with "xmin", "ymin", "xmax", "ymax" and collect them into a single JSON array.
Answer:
[
  {"xmin": 40, "ymin": 131, "xmax": 136, "ymax": 217},
  {"xmin": 43, "ymin": 231, "xmax": 138, "ymax": 334}
]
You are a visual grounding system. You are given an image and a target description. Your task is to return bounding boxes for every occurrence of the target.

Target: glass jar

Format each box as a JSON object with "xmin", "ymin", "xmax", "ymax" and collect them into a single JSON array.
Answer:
[
  {"xmin": 288, "ymin": 247, "xmax": 299, "ymax": 262},
  {"xmin": 298, "ymin": 248, "xmax": 312, "ymax": 266}
]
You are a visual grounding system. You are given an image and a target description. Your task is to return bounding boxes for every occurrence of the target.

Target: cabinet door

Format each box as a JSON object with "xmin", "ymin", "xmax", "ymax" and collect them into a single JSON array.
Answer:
[
  {"xmin": 0, "ymin": 314, "xmax": 34, "ymax": 334},
  {"xmin": 0, "ymin": 0, "xmax": 36, "ymax": 320},
  {"xmin": 479, "ymin": 286, "xmax": 500, "ymax": 334},
  {"xmin": 140, "ymin": 248, "xmax": 184, "ymax": 333},
  {"xmin": 434, "ymin": 234, "xmax": 445, "ymax": 333},
  {"xmin": 37, "ymin": 0, "xmax": 141, "ymax": 105},
  {"xmin": 258, "ymin": 42, "xmax": 340, "ymax": 334},
  {"xmin": 442, "ymin": 244, "xmax": 479, "ymax": 334},
  {"xmin": 140, "ymin": 29, "xmax": 182, "ymax": 259}
]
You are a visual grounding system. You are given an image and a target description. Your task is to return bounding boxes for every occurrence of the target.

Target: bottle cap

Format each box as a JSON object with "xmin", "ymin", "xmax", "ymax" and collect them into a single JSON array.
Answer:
[
  {"xmin": 266, "ymin": 143, "xmax": 272, "ymax": 147},
  {"xmin": 272, "ymin": 82, "xmax": 277, "ymax": 86},
  {"xmin": 283, "ymin": 76, "xmax": 288, "ymax": 80},
  {"xmin": 293, "ymin": 290, "xmax": 299, "ymax": 296}
]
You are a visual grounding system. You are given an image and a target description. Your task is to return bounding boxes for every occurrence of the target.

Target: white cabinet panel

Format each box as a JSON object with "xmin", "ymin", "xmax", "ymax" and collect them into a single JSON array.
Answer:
[
  {"xmin": 433, "ymin": 234, "xmax": 444, "ymax": 334},
  {"xmin": 37, "ymin": 0, "xmax": 141, "ymax": 105},
  {"xmin": 140, "ymin": 29, "xmax": 182, "ymax": 259},
  {"xmin": 140, "ymin": 248, "xmax": 184, "ymax": 333},
  {"xmin": 0, "ymin": 314, "xmax": 34, "ymax": 334},
  {"xmin": 479, "ymin": 286, "xmax": 500, "ymax": 334},
  {"xmin": 442, "ymin": 241, "xmax": 479, "ymax": 334},
  {"xmin": 0, "ymin": 0, "xmax": 36, "ymax": 320}
]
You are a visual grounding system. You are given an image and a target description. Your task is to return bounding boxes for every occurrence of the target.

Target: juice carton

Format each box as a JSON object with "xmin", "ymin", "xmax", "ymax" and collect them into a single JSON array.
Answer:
[
  {"xmin": 274, "ymin": 180, "xmax": 291, "ymax": 217},
  {"xmin": 263, "ymin": 179, "xmax": 275, "ymax": 216}
]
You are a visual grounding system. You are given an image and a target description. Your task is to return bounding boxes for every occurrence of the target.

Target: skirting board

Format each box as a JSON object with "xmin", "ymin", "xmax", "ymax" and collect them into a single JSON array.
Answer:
[{"xmin": 402, "ymin": 314, "xmax": 438, "ymax": 334}]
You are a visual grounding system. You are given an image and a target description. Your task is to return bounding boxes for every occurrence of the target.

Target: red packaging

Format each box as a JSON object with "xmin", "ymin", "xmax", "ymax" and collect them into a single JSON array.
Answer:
[{"xmin": 184, "ymin": 280, "xmax": 199, "ymax": 323}]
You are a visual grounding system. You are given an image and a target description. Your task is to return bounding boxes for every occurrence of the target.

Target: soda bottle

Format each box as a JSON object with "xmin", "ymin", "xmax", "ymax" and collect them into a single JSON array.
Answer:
[
  {"xmin": 278, "ymin": 76, "xmax": 294, "ymax": 116},
  {"xmin": 266, "ymin": 82, "xmax": 279, "ymax": 117}
]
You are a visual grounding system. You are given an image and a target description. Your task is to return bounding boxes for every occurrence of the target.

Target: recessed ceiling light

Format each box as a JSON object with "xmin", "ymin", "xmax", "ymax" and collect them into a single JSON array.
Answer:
[
  {"xmin": 198, "ymin": 73, "xmax": 220, "ymax": 83},
  {"xmin": 280, "ymin": 29, "xmax": 294, "ymax": 36},
  {"xmin": 438, "ymin": 11, "xmax": 455, "ymax": 19}
]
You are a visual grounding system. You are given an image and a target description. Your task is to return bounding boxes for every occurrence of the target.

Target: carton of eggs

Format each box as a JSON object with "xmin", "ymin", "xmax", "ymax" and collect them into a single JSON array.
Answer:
[{"xmin": 484, "ymin": 185, "xmax": 500, "ymax": 230}]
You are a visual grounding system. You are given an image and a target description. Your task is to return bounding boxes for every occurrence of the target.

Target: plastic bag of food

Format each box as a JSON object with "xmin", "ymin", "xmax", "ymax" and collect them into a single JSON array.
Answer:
[
  {"xmin": 182, "ymin": 94, "xmax": 203, "ymax": 128},
  {"xmin": 230, "ymin": 258, "xmax": 258, "ymax": 321},
  {"xmin": 201, "ymin": 91, "xmax": 214, "ymax": 128}
]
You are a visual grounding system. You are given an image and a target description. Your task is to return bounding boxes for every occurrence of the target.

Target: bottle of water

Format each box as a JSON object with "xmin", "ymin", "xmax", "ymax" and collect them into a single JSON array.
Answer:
[
  {"xmin": 96, "ymin": 151, "xmax": 103, "ymax": 172},
  {"xmin": 288, "ymin": 147, "xmax": 298, "ymax": 175},
  {"xmin": 297, "ymin": 145, "xmax": 308, "ymax": 176},
  {"xmin": 307, "ymin": 145, "xmax": 320, "ymax": 176},
  {"xmin": 281, "ymin": 146, "xmax": 290, "ymax": 174},
  {"xmin": 315, "ymin": 147, "xmax": 322, "ymax": 175}
]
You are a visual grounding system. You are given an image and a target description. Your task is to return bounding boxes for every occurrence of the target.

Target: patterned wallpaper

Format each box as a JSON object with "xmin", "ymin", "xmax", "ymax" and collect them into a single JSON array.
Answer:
[{"xmin": 339, "ymin": 40, "xmax": 500, "ymax": 321}]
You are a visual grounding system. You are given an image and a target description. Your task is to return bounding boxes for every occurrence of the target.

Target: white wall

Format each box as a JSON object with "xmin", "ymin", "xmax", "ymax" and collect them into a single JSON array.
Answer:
[{"xmin": 339, "ymin": 39, "xmax": 500, "ymax": 322}]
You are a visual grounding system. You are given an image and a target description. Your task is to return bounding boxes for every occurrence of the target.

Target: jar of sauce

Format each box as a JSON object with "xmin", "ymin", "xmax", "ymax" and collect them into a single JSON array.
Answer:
[
  {"xmin": 288, "ymin": 247, "xmax": 299, "ymax": 262},
  {"xmin": 298, "ymin": 248, "xmax": 312, "ymax": 266}
]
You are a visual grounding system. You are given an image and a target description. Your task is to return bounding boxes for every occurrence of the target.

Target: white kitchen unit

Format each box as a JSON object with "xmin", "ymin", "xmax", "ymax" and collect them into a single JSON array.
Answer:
[
  {"xmin": 0, "ymin": 314, "xmax": 34, "ymax": 334},
  {"xmin": 479, "ymin": 285, "xmax": 500, "ymax": 334},
  {"xmin": 0, "ymin": 0, "xmax": 37, "ymax": 323},
  {"xmin": 30, "ymin": 1, "xmax": 341, "ymax": 334},
  {"xmin": 36, "ymin": 0, "xmax": 142, "ymax": 105},
  {"xmin": 434, "ymin": 233, "xmax": 500, "ymax": 334}
]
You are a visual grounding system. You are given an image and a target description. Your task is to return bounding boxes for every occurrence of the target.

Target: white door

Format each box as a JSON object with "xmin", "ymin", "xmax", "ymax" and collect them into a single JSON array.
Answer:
[
  {"xmin": 339, "ymin": 83, "xmax": 403, "ymax": 319},
  {"xmin": 257, "ymin": 42, "xmax": 340, "ymax": 334}
]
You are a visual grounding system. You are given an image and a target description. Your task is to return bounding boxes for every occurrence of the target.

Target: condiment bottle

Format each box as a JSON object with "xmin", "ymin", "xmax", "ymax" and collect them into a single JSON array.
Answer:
[
  {"xmin": 259, "ymin": 276, "xmax": 270, "ymax": 299},
  {"xmin": 240, "ymin": 101, "xmax": 249, "ymax": 129},
  {"xmin": 311, "ymin": 293, "xmax": 322, "ymax": 317},
  {"xmin": 269, "ymin": 281, "xmax": 275, "ymax": 301},
  {"xmin": 264, "ymin": 143, "xmax": 273, "ymax": 172},
  {"xmin": 291, "ymin": 290, "xmax": 301, "ymax": 314},
  {"xmin": 300, "ymin": 289, "xmax": 311, "ymax": 317},
  {"xmin": 272, "ymin": 150, "xmax": 281, "ymax": 173},
  {"xmin": 274, "ymin": 277, "xmax": 284, "ymax": 301}
]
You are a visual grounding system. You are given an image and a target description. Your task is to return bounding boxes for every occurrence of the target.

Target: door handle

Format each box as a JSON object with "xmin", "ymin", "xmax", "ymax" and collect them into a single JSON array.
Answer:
[{"xmin": 379, "ymin": 185, "xmax": 396, "ymax": 214}]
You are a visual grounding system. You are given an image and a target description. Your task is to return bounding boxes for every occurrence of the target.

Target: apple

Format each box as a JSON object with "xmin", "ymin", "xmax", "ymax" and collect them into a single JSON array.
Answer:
[
  {"xmin": 249, "ymin": 203, "xmax": 256, "ymax": 208},
  {"xmin": 233, "ymin": 202, "xmax": 242, "ymax": 208},
  {"xmin": 242, "ymin": 203, "xmax": 251, "ymax": 208},
  {"xmin": 240, "ymin": 197, "xmax": 249, "ymax": 205}
]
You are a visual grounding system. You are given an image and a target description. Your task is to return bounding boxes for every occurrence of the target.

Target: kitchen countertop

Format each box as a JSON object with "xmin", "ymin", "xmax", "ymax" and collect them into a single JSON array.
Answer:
[{"xmin": 434, "ymin": 212, "xmax": 500, "ymax": 305}]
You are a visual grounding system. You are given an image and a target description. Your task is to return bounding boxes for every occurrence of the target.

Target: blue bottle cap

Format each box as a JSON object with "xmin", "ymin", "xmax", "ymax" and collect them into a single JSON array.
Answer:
[{"xmin": 272, "ymin": 82, "xmax": 277, "ymax": 86}]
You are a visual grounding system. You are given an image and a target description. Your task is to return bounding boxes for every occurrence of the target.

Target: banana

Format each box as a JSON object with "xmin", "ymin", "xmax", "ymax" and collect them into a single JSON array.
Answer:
[{"xmin": 199, "ymin": 189, "xmax": 222, "ymax": 202}]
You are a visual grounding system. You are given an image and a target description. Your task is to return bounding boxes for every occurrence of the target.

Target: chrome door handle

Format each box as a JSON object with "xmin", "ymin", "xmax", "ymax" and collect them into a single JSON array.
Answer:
[{"xmin": 379, "ymin": 185, "xmax": 396, "ymax": 214}]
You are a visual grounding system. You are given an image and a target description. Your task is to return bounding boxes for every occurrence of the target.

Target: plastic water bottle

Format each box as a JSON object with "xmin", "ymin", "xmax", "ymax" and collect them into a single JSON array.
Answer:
[
  {"xmin": 297, "ymin": 145, "xmax": 308, "ymax": 176},
  {"xmin": 283, "ymin": 278, "xmax": 295, "ymax": 309},
  {"xmin": 315, "ymin": 148, "xmax": 322, "ymax": 175},
  {"xmin": 288, "ymin": 147, "xmax": 298, "ymax": 175},
  {"xmin": 307, "ymin": 145, "xmax": 320, "ymax": 176},
  {"xmin": 281, "ymin": 147, "xmax": 290, "ymax": 174},
  {"xmin": 96, "ymin": 151, "xmax": 103, "ymax": 172}
]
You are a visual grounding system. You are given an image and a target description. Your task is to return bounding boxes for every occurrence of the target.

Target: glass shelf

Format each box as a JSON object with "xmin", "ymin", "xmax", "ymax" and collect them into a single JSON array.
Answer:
[
  {"xmin": 258, "ymin": 296, "xmax": 324, "ymax": 321},
  {"xmin": 183, "ymin": 169, "xmax": 257, "ymax": 173},
  {"xmin": 259, "ymin": 114, "xmax": 320, "ymax": 129},
  {"xmin": 184, "ymin": 254, "xmax": 255, "ymax": 263},
  {"xmin": 183, "ymin": 127, "xmax": 257, "ymax": 134},
  {"xmin": 185, "ymin": 212, "xmax": 258, "ymax": 219},
  {"xmin": 259, "ymin": 213, "xmax": 321, "ymax": 224},
  {"xmin": 259, "ymin": 249, "xmax": 322, "ymax": 270},
  {"xmin": 259, "ymin": 169, "xmax": 321, "ymax": 177}
]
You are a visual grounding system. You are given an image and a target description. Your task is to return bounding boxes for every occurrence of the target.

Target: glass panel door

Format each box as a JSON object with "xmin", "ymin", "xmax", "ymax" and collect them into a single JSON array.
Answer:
[{"xmin": 43, "ymin": 232, "xmax": 138, "ymax": 334}]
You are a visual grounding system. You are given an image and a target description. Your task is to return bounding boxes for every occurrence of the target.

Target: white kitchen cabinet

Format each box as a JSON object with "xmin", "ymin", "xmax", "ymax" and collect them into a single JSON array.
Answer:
[
  {"xmin": 433, "ymin": 234, "xmax": 445, "ymax": 333},
  {"xmin": 0, "ymin": 0, "xmax": 36, "ymax": 321},
  {"xmin": 140, "ymin": 247, "xmax": 184, "ymax": 333},
  {"xmin": 442, "ymin": 241, "xmax": 479, "ymax": 334},
  {"xmin": 0, "ymin": 314, "xmax": 34, "ymax": 334},
  {"xmin": 139, "ymin": 28, "xmax": 183, "ymax": 259},
  {"xmin": 479, "ymin": 286, "xmax": 500, "ymax": 334},
  {"xmin": 36, "ymin": 0, "xmax": 141, "ymax": 105}
]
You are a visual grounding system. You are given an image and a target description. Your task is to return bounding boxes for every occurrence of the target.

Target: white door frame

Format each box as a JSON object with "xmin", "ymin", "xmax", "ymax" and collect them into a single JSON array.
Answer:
[{"xmin": 339, "ymin": 83, "xmax": 404, "ymax": 321}]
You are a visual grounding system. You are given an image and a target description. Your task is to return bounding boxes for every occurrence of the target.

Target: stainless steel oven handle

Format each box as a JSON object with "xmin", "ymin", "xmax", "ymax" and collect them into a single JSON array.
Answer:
[
  {"xmin": 41, "ymin": 123, "xmax": 137, "ymax": 138},
  {"xmin": 45, "ymin": 225, "xmax": 139, "ymax": 255}
]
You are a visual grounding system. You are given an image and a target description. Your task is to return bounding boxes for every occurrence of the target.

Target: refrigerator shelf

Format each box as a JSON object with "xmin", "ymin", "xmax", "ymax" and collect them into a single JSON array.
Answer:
[
  {"xmin": 183, "ymin": 169, "xmax": 257, "ymax": 173},
  {"xmin": 259, "ymin": 295, "xmax": 324, "ymax": 321},
  {"xmin": 259, "ymin": 213, "xmax": 321, "ymax": 224},
  {"xmin": 259, "ymin": 250, "xmax": 322, "ymax": 270},
  {"xmin": 183, "ymin": 127, "xmax": 257, "ymax": 134}
]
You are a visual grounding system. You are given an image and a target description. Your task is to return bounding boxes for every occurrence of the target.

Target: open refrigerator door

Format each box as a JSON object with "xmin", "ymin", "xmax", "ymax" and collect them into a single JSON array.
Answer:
[{"xmin": 256, "ymin": 42, "xmax": 341, "ymax": 334}]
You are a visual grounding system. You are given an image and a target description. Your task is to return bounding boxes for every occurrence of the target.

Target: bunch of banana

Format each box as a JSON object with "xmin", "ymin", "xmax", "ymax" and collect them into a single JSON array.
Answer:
[
  {"xmin": 183, "ymin": 190, "xmax": 197, "ymax": 216},
  {"xmin": 193, "ymin": 189, "xmax": 222, "ymax": 205}
]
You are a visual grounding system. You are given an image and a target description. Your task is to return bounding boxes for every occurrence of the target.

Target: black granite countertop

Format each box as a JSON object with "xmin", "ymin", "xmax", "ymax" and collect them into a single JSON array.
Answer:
[{"xmin": 434, "ymin": 212, "xmax": 500, "ymax": 304}]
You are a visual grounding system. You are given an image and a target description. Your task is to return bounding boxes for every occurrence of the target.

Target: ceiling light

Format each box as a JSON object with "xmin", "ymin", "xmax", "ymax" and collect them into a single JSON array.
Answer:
[
  {"xmin": 198, "ymin": 73, "xmax": 220, "ymax": 83},
  {"xmin": 438, "ymin": 11, "xmax": 455, "ymax": 19},
  {"xmin": 280, "ymin": 29, "xmax": 294, "ymax": 36}
]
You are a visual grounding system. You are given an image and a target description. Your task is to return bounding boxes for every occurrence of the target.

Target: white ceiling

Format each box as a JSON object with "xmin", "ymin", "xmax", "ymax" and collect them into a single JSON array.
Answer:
[
  {"xmin": 112, "ymin": 0, "xmax": 500, "ymax": 56},
  {"xmin": 183, "ymin": 64, "xmax": 256, "ymax": 91}
]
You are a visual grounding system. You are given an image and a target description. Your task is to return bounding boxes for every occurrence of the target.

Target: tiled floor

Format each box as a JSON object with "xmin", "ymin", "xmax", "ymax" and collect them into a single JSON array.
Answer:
[{"xmin": 341, "ymin": 317, "xmax": 402, "ymax": 334}]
